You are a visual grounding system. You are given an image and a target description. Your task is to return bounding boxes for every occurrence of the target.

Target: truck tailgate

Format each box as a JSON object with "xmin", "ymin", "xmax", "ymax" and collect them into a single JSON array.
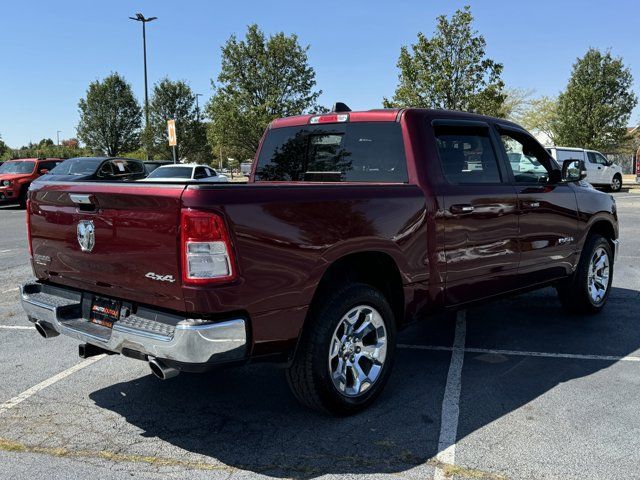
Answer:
[{"xmin": 29, "ymin": 183, "xmax": 187, "ymax": 311}]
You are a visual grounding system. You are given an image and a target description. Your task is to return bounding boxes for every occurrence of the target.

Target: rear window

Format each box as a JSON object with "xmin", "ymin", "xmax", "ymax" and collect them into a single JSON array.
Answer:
[
  {"xmin": 254, "ymin": 122, "xmax": 408, "ymax": 182},
  {"xmin": 49, "ymin": 158, "xmax": 102, "ymax": 175},
  {"xmin": 97, "ymin": 159, "xmax": 145, "ymax": 178},
  {"xmin": 147, "ymin": 166, "xmax": 193, "ymax": 179}
]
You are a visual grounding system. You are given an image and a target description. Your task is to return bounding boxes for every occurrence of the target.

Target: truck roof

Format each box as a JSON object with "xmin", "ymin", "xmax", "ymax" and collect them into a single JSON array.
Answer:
[{"xmin": 269, "ymin": 108, "xmax": 523, "ymax": 129}]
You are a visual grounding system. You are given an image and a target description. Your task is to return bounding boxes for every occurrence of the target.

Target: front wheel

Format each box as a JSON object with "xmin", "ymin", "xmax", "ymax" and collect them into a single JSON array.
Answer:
[
  {"xmin": 286, "ymin": 283, "xmax": 396, "ymax": 415},
  {"xmin": 557, "ymin": 234, "xmax": 613, "ymax": 313},
  {"xmin": 17, "ymin": 187, "xmax": 28, "ymax": 208},
  {"xmin": 610, "ymin": 174, "xmax": 622, "ymax": 192}
]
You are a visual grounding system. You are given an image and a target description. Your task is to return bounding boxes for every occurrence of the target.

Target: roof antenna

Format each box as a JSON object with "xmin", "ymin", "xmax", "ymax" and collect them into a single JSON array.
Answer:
[{"xmin": 332, "ymin": 102, "xmax": 352, "ymax": 113}]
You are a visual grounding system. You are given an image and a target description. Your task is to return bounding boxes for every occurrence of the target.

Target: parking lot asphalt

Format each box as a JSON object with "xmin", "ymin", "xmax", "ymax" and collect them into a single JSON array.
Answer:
[{"xmin": 1, "ymin": 192, "xmax": 640, "ymax": 480}]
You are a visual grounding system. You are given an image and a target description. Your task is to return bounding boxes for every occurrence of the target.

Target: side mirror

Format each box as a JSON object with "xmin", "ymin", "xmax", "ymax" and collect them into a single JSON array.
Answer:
[{"xmin": 562, "ymin": 159, "xmax": 587, "ymax": 182}]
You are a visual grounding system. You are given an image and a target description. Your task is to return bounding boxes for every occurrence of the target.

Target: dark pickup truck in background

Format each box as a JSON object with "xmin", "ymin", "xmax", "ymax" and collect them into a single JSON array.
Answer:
[{"xmin": 20, "ymin": 107, "xmax": 619, "ymax": 415}]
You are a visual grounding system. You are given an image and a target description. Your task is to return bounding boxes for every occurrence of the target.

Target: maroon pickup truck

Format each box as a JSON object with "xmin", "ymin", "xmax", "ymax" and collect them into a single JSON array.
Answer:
[{"xmin": 20, "ymin": 107, "xmax": 618, "ymax": 415}]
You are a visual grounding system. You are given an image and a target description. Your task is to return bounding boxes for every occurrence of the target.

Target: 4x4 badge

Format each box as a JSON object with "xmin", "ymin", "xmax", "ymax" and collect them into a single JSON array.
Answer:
[
  {"xmin": 145, "ymin": 272, "xmax": 176, "ymax": 283},
  {"xmin": 77, "ymin": 220, "xmax": 95, "ymax": 253}
]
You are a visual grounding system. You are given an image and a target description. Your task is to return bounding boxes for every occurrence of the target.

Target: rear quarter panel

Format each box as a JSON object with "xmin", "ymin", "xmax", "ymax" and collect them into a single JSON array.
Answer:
[{"xmin": 181, "ymin": 183, "xmax": 429, "ymax": 355}]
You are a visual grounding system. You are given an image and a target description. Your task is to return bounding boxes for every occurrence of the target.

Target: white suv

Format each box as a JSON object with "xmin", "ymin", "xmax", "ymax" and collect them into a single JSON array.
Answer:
[{"xmin": 547, "ymin": 147, "xmax": 623, "ymax": 192}]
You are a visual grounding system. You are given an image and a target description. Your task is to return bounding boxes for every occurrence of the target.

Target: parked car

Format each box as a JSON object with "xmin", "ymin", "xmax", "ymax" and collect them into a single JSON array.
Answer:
[
  {"xmin": 20, "ymin": 107, "xmax": 618, "ymax": 415},
  {"xmin": 0, "ymin": 158, "xmax": 63, "ymax": 207},
  {"xmin": 140, "ymin": 163, "xmax": 228, "ymax": 182},
  {"xmin": 143, "ymin": 160, "xmax": 173, "ymax": 175},
  {"xmin": 39, "ymin": 157, "xmax": 147, "ymax": 182},
  {"xmin": 547, "ymin": 147, "xmax": 623, "ymax": 192}
]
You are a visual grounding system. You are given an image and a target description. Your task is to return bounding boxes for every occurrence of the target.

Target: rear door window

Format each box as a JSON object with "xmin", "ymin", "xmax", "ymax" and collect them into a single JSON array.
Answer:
[
  {"xmin": 194, "ymin": 167, "xmax": 208, "ymax": 179},
  {"xmin": 254, "ymin": 122, "xmax": 408, "ymax": 182},
  {"xmin": 434, "ymin": 126, "xmax": 502, "ymax": 184}
]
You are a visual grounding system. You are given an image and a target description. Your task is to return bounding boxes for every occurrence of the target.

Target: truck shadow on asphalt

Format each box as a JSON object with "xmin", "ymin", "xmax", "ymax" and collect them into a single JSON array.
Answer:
[{"xmin": 89, "ymin": 286, "xmax": 640, "ymax": 478}]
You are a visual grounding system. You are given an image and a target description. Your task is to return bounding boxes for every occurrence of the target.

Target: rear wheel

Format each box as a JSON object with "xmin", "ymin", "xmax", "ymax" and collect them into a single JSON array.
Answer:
[
  {"xmin": 557, "ymin": 234, "xmax": 613, "ymax": 313},
  {"xmin": 286, "ymin": 283, "xmax": 396, "ymax": 415},
  {"xmin": 610, "ymin": 174, "xmax": 622, "ymax": 192}
]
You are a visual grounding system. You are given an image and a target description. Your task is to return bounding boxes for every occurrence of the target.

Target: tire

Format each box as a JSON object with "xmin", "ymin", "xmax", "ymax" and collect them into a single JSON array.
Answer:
[
  {"xmin": 610, "ymin": 174, "xmax": 622, "ymax": 192},
  {"xmin": 557, "ymin": 234, "xmax": 613, "ymax": 314},
  {"xmin": 286, "ymin": 283, "xmax": 396, "ymax": 415},
  {"xmin": 17, "ymin": 187, "xmax": 27, "ymax": 208}
]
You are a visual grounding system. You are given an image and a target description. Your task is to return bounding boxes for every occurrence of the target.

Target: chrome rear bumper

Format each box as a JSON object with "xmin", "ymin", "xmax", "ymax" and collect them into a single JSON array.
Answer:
[{"xmin": 20, "ymin": 281, "xmax": 247, "ymax": 365}]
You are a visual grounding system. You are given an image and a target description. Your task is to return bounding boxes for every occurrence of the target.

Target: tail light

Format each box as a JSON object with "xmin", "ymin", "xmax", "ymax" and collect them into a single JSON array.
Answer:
[
  {"xmin": 180, "ymin": 209, "xmax": 236, "ymax": 284},
  {"xmin": 26, "ymin": 199, "xmax": 33, "ymax": 258}
]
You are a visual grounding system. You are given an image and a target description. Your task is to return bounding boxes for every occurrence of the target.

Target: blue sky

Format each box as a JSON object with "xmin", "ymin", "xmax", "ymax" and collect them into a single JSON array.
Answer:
[{"xmin": 1, "ymin": 0, "xmax": 638, "ymax": 147}]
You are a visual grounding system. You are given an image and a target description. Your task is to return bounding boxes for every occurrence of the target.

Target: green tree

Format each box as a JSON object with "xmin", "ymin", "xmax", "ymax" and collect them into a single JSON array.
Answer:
[
  {"xmin": 384, "ymin": 5, "xmax": 505, "ymax": 116},
  {"xmin": 554, "ymin": 48, "xmax": 637, "ymax": 151},
  {"xmin": 206, "ymin": 24, "xmax": 322, "ymax": 160},
  {"xmin": 519, "ymin": 96, "xmax": 559, "ymax": 145},
  {"xmin": 502, "ymin": 88, "xmax": 534, "ymax": 123},
  {"xmin": 0, "ymin": 135, "xmax": 9, "ymax": 159},
  {"xmin": 77, "ymin": 73, "xmax": 142, "ymax": 156},
  {"xmin": 148, "ymin": 78, "xmax": 210, "ymax": 163}
]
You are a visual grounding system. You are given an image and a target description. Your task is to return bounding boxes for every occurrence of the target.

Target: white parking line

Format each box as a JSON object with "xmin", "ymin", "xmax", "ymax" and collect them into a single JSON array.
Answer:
[
  {"xmin": 433, "ymin": 311, "xmax": 466, "ymax": 480},
  {"xmin": 0, "ymin": 325, "xmax": 33, "ymax": 330},
  {"xmin": 1, "ymin": 287, "xmax": 19, "ymax": 294},
  {"xmin": 0, "ymin": 355, "xmax": 105, "ymax": 416},
  {"xmin": 399, "ymin": 344, "xmax": 640, "ymax": 363}
]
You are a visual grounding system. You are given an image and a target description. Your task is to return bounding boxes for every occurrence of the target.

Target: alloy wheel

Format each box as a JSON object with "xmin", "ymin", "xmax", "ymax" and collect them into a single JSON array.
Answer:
[
  {"xmin": 587, "ymin": 247, "xmax": 610, "ymax": 304},
  {"xmin": 328, "ymin": 305, "xmax": 388, "ymax": 397}
]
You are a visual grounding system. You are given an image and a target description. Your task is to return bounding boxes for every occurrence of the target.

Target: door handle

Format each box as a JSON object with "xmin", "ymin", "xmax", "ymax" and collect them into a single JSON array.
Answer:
[
  {"xmin": 522, "ymin": 201, "xmax": 540, "ymax": 209},
  {"xmin": 450, "ymin": 204, "xmax": 474, "ymax": 214}
]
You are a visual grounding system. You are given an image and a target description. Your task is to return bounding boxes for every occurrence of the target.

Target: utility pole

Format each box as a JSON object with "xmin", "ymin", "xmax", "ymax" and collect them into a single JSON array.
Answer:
[
  {"xmin": 129, "ymin": 12, "xmax": 157, "ymax": 160},
  {"xmin": 195, "ymin": 93, "xmax": 203, "ymax": 121}
]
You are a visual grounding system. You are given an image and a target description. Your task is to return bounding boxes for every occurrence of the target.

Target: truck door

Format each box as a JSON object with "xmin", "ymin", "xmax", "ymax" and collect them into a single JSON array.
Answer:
[
  {"xmin": 496, "ymin": 125, "xmax": 579, "ymax": 285},
  {"xmin": 433, "ymin": 121, "xmax": 520, "ymax": 305},
  {"xmin": 587, "ymin": 151, "xmax": 610, "ymax": 185}
]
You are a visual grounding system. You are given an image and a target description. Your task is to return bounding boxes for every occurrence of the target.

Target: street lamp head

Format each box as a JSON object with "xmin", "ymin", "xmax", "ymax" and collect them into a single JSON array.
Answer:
[{"xmin": 129, "ymin": 13, "xmax": 157, "ymax": 23}]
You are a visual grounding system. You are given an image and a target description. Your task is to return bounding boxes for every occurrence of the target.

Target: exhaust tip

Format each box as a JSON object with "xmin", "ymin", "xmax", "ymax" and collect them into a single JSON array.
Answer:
[
  {"xmin": 149, "ymin": 357, "xmax": 179, "ymax": 380},
  {"xmin": 34, "ymin": 321, "xmax": 59, "ymax": 339}
]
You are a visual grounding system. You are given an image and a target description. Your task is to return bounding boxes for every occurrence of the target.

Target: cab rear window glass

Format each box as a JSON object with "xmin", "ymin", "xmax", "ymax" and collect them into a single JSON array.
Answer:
[{"xmin": 254, "ymin": 122, "xmax": 408, "ymax": 182}]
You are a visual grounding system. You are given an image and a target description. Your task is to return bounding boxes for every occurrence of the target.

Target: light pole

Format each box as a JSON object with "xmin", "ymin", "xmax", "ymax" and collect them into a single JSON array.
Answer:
[
  {"xmin": 195, "ymin": 93, "xmax": 203, "ymax": 121},
  {"xmin": 129, "ymin": 12, "xmax": 157, "ymax": 159}
]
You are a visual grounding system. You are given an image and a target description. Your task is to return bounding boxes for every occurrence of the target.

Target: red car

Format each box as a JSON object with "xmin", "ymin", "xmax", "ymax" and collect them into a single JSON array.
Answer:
[
  {"xmin": 0, "ymin": 158, "xmax": 63, "ymax": 207},
  {"xmin": 20, "ymin": 106, "xmax": 618, "ymax": 415}
]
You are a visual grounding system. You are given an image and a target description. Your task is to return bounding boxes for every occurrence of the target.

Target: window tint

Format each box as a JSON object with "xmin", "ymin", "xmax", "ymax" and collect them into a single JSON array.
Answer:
[
  {"xmin": 0, "ymin": 161, "xmax": 35, "ymax": 174},
  {"xmin": 434, "ymin": 126, "xmax": 501, "ymax": 184},
  {"xmin": 38, "ymin": 161, "xmax": 58, "ymax": 172},
  {"xmin": 98, "ymin": 159, "xmax": 144, "ymax": 178},
  {"xmin": 50, "ymin": 158, "xmax": 102, "ymax": 175},
  {"xmin": 147, "ymin": 166, "xmax": 193, "ymax": 179},
  {"xmin": 194, "ymin": 167, "xmax": 207, "ymax": 179},
  {"xmin": 254, "ymin": 122, "xmax": 408, "ymax": 182},
  {"xmin": 499, "ymin": 129, "xmax": 553, "ymax": 184},
  {"xmin": 589, "ymin": 152, "xmax": 608, "ymax": 165}
]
